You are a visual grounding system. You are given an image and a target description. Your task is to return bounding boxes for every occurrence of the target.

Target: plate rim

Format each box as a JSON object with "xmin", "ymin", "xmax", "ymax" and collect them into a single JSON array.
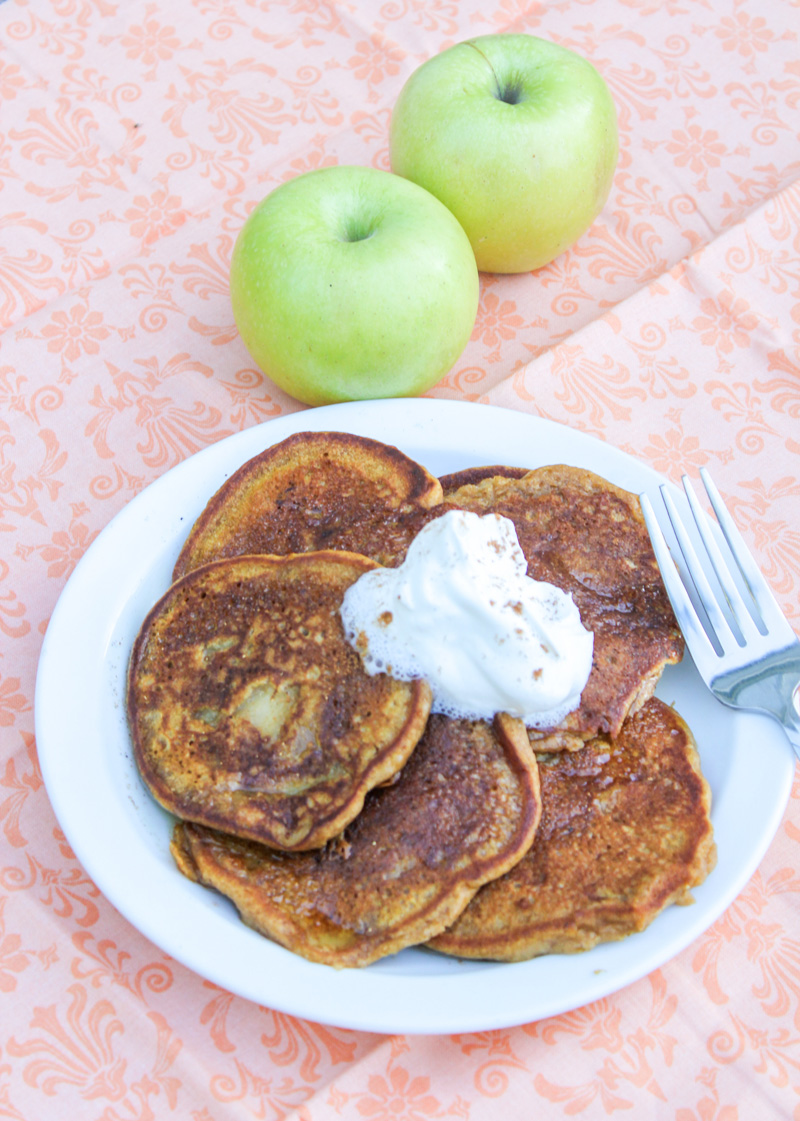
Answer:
[{"xmin": 34, "ymin": 399, "xmax": 795, "ymax": 1034}]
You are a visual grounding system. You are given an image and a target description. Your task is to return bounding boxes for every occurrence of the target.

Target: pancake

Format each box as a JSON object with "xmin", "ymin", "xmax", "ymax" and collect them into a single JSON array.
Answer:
[
  {"xmin": 171, "ymin": 712, "xmax": 542, "ymax": 968},
  {"xmin": 173, "ymin": 431, "xmax": 443, "ymax": 578},
  {"xmin": 128, "ymin": 551, "xmax": 432, "ymax": 851},
  {"xmin": 317, "ymin": 502, "xmax": 457, "ymax": 569},
  {"xmin": 429, "ymin": 697, "xmax": 716, "ymax": 961},
  {"xmin": 440, "ymin": 464, "xmax": 529, "ymax": 497},
  {"xmin": 450, "ymin": 465, "xmax": 684, "ymax": 749}
]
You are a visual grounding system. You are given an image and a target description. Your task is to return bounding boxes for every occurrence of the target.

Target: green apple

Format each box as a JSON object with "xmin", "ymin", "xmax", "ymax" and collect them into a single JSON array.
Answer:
[
  {"xmin": 390, "ymin": 34, "xmax": 618, "ymax": 274},
  {"xmin": 229, "ymin": 166, "xmax": 479, "ymax": 406}
]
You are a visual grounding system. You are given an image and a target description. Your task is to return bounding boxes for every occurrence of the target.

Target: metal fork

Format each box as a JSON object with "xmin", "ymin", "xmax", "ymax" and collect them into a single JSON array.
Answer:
[{"xmin": 640, "ymin": 468, "xmax": 800, "ymax": 762}]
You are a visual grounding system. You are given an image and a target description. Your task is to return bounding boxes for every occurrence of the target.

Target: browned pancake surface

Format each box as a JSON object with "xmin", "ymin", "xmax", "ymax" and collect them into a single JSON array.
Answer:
[
  {"xmin": 171, "ymin": 712, "xmax": 541, "ymax": 968},
  {"xmin": 429, "ymin": 697, "xmax": 716, "ymax": 961},
  {"xmin": 451, "ymin": 465, "xmax": 684, "ymax": 746},
  {"xmin": 440, "ymin": 464, "xmax": 529, "ymax": 497},
  {"xmin": 128, "ymin": 552, "xmax": 432, "ymax": 850},
  {"xmin": 318, "ymin": 502, "xmax": 460, "ymax": 568},
  {"xmin": 173, "ymin": 431, "xmax": 443, "ymax": 578}
]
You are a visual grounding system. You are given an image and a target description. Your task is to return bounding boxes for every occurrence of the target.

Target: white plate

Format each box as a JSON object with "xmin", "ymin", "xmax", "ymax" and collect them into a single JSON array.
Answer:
[{"xmin": 35, "ymin": 400, "xmax": 794, "ymax": 1035}]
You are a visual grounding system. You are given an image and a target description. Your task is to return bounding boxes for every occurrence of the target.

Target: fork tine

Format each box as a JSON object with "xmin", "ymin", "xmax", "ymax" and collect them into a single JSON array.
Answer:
[
  {"xmin": 698, "ymin": 468, "xmax": 795, "ymax": 642},
  {"xmin": 639, "ymin": 492, "xmax": 718, "ymax": 674},
  {"xmin": 681, "ymin": 475, "xmax": 762, "ymax": 645},
  {"xmin": 659, "ymin": 486, "xmax": 742, "ymax": 653}
]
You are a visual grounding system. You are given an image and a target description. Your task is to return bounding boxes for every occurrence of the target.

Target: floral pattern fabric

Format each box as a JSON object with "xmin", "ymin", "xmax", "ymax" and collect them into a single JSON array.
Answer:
[{"xmin": 2, "ymin": 0, "xmax": 799, "ymax": 1118}]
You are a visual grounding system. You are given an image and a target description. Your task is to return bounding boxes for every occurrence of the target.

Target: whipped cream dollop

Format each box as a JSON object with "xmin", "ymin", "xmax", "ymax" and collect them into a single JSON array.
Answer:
[{"xmin": 340, "ymin": 509, "xmax": 594, "ymax": 727}]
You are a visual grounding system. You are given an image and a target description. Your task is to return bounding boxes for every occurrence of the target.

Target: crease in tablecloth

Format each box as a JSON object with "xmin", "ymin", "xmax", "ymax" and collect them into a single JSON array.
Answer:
[
  {"xmin": 484, "ymin": 183, "xmax": 800, "ymax": 631},
  {"xmin": 4, "ymin": 0, "xmax": 800, "ymax": 398}
]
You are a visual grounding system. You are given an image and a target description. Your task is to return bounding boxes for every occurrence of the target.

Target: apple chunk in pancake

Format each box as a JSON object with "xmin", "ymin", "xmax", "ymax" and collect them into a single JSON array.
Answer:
[
  {"xmin": 450, "ymin": 465, "xmax": 684, "ymax": 749},
  {"xmin": 128, "ymin": 552, "xmax": 432, "ymax": 851},
  {"xmin": 171, "ymin": 712, "xmax": 541, "ymax": 968},
  {"xmin": 173, "ymin": 430, "xmax": 444, "ymax": 579}
]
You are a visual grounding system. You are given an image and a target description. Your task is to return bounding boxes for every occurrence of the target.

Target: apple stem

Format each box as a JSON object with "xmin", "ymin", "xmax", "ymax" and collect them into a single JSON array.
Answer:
[{"xmin": 465, "ymin": 40, "xmax": 522, "ymax": 104}]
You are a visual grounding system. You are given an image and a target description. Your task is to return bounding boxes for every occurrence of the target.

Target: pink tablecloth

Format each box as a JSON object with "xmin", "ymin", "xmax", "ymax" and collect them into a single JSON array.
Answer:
[{"xmin": 3, "ymin": 0, "xmax": 799, "ymax": 1116}]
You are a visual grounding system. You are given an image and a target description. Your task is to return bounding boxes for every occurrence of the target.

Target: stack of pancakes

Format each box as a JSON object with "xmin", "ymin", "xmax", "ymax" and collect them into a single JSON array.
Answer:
[{"xmin": 128, "ymin": 432, "xmax": 716, "ymax": 968}]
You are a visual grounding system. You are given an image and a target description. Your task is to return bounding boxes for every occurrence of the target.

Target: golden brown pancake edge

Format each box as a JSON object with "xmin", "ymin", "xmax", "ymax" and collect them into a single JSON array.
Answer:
[
  {"xmin": 428, "ymin": 697, "xmax": 716, "ymax": 961},
  {"xmin": 128, "ymin": 550, "xmax": 432, "ymax": 851},
  {"xmin": 171, "ymin": 712, "xmax": 542, "ymax": 968},
  {"xmin": 173, "ymin": 430, "xmax": 444, "ymax": 579}
]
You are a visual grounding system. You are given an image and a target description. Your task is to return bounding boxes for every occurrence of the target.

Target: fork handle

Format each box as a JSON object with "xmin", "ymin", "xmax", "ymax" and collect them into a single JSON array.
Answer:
[
  {"xmin": 768, "ymin": 676, "xmax": 800, "ymax": 763},
  {"xmin": 714, "ymin": 650, "xmax": 800, "ymax": 765},
  {"xmin": 781, "ymin": 710, "xmax": 800, "ymax": 763}
]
